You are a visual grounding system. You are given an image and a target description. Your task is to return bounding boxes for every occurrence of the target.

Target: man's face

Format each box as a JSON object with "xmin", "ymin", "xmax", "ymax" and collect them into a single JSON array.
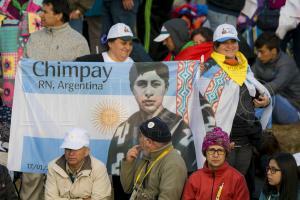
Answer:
[
  {"xmin": 108, "ymin": 38, "xmax": 133, "ymax": 62},
  {"xmin": 40, "ymin": 3, "xmax": 62, "ymax": 27},
  {"xmin": 206, "ymin": 145, "xmax": 226, "ymax": 170},
  {"xmin": 133, "ymin": 71, "xmax": 166, "ymax": 115},
  {"xmin": 163, "ymin": 37, "xmax": 176, "ymax": 52},
  {"xmin": 215, "ymin": 39, "xmax": 239, "ymax": 59},
  {"xmin": 64, "ymin": 147, "xmax": 89, "ymax": 168},
  {"xmin": 256, "ymin": 45, "xmax": 277, "ymax": 64}
]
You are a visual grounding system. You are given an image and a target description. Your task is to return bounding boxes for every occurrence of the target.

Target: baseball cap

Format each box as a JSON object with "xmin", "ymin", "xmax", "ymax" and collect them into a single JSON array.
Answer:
[
  {"xmin": 154, "ymin": 26, "xmax": 170, "ymax": 42},
  {"xmin": 107, "ymin": 23, "xmax": 134, "ymax": 41},
  {"xmin": 139, "ymin": 117, "xmax": 171, "ymax": 143},
  {"xmin": 213, "ymin": 24, "xmax": 240, "ymax": 42},
  {"xmin": 60, "ymin": 128, "xmax": 90, "ymax": 150}
]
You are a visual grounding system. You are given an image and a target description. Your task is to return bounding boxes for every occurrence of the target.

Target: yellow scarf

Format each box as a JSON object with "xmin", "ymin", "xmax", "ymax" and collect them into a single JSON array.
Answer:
[{"xmin": 211, "ymin": 51, "xmax": 248, "ymax": 86}]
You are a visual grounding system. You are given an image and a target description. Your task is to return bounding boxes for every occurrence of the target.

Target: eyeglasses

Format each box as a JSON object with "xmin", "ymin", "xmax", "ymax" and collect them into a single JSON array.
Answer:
[
  {"xmin": 206, "ymin": 148, "xmax": 225, "ymax": 156},
  {"xmin": 266, "ymin": 166, "xmax": 281, "ymax": 174}
]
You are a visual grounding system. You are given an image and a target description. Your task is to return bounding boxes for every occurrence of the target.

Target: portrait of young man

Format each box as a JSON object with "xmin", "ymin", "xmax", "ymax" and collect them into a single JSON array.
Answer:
[{"xmin": 106, "ymin": 62, "xmax": 196, "ymax": 199}]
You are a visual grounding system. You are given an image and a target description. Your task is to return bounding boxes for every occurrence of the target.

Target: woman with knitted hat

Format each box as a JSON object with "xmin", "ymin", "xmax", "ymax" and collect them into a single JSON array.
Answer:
[{"xmin": 182, "ymin": 127, "xmax": 249, "ymax": 200}]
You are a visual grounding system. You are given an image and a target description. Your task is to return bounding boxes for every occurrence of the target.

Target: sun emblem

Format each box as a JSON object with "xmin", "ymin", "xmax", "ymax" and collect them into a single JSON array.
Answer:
[{"xmin": 92, "ymin": 98, "xmax": 128, "ymax": 135}]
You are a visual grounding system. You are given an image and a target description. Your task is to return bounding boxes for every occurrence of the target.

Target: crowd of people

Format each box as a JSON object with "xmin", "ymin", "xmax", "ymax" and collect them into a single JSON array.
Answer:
[{"xmin": 0, "ymin": 0, "xmax": 300, "ymax": 199}]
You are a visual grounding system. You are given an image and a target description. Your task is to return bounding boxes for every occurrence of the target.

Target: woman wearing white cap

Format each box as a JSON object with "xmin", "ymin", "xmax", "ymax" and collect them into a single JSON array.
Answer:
[
  {"xmin": 197, "ymin": 23, "xmax": 272, "ymax": 193},
  {"xmin": 76, "ymin": 23, "xmax": 134, "ymax": 63}
]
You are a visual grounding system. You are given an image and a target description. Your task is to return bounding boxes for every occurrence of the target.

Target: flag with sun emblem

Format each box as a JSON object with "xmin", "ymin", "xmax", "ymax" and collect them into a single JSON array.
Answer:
[{"xmin": 7, "ymin": 59, "xmax": 208, "ymax": 173}]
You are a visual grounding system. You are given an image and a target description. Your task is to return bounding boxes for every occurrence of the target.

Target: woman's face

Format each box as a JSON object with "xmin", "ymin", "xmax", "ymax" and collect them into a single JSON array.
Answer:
[
  {"xmin": 108, "ymin": 38, "xmax": 133, "ymax": 62},
  {"xmin": 215, "ymin": 39, "xmax": 239, "ymax": 58},
  {"xmin": 267, "ymin": 159, "xmax": 282, "ymax": 188},
  {"xmin": 193, "ymin": 33, "xmax": 206, "ymax": 45}
]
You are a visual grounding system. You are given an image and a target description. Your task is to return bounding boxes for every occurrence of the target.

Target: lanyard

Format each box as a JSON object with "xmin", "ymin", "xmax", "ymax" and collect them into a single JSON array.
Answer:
[
  {"xmin": 134, "ymin": 146, "xmax": 173, "ymax": 188},
  {"xmin": 216, "ymin": 182, "xmax": 224, "ymax": 200}
]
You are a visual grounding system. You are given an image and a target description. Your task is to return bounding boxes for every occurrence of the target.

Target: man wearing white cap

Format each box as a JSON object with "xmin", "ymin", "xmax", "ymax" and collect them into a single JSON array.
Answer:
[
  {"xmin": 76, "ymin": 23, "xmax": 135, "ymax": 63},
  {"xmin": 45, "ymin": 128, "xmax": 111, "ymax": 200}
]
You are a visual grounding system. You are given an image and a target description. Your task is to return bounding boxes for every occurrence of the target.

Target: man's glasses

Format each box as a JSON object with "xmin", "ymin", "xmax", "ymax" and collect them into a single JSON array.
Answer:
[
  {"xmin": 266, "ymin": 166, "xmax": 281, "ymax": 174},
  {"xmin": 206, "ymin": 148, "xmax": 225, "ymax": 156}
]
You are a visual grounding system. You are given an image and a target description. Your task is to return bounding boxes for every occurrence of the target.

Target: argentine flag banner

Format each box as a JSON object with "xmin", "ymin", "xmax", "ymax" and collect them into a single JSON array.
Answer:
[{"xmin": 7, "ymin": 59, "xmax": 208, "ymax": 174}]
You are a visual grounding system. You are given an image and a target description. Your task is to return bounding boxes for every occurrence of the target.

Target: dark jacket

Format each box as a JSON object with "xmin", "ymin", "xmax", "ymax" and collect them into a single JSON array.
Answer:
[
  {"xmin": 252, "ymin": 51, "xmax": 300, "ymax": 110},
  {"xmin": 0, "ymin": 165, "xmax": 18, "ymax": 200},
  {"xmin": 231, "ymin": 83, "xmax": 262, "ymax": 148},
  {"xmin": 207, "ymin": 0, "xmax": 246, "ymax": 16}
]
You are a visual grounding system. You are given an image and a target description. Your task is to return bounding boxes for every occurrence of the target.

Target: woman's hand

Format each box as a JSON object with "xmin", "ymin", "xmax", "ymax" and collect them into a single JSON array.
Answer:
[{"xmin": 253, "ymin": 94, "xmax": 270, "ymax": 108}]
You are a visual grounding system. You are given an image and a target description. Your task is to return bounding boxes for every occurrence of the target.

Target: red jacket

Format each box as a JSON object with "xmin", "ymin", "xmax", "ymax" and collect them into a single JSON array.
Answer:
[
  {"xmin": 182, "ymin": 162, "xmax": 249, "ymax": 200},
  {"xmin": 164, "ymin": 42, "xmax": 213, "ymax": 62}
]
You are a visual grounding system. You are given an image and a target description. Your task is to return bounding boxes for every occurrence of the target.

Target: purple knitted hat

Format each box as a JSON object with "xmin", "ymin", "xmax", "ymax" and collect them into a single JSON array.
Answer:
[{"xmin": 202, "ymin": 127, "xmax": 230, "ymax": 156}]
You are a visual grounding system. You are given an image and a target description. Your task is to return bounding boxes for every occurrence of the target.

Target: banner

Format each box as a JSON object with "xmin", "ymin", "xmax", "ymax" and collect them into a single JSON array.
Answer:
[{"xmin": 8, "ymin": 59, "xmax": 207, "ymax": 174}]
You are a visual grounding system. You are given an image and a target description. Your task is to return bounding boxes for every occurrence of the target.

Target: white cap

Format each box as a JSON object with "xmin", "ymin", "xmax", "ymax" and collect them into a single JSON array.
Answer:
[
  {"xmin": 154, "ymin": 26, "xmax": 170, "ymax": 42},
  {"xmin": 60, "ymin": 128, "xmax": 90, "ymax": 150},
  {"xmin": 107, "ymin": 23, "xmax": 134, "ymax": 40},
  {"xmin": 213, "ymin": 24, "xmax": 240, "ymax": 42}
]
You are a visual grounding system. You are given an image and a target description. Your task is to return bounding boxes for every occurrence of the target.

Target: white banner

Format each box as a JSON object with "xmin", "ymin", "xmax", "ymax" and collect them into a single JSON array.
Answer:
[{"xmin": 8, "ymin": 59, "xmax": 206, "ymax": 174}]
